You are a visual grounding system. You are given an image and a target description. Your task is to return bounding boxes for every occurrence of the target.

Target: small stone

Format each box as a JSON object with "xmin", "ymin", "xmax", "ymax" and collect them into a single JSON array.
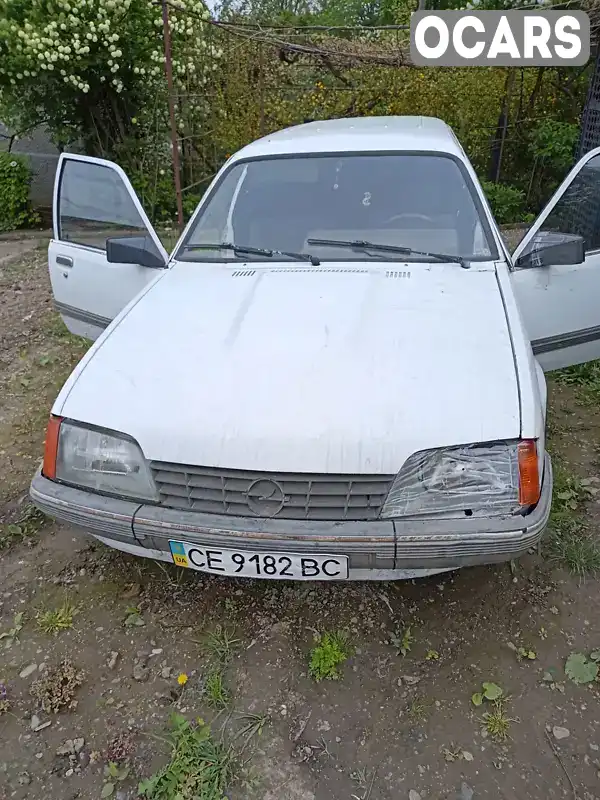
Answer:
[
  {"xmin": 78, "ymin": 751, "xmax": 90, "ymax": 769},
  {"xmin": 73, "ymin": 738, "xmax": 85, "ymax": 753},
  {"xmin": 34, "ymin": 721, "xmax": 52, "ymax": 732},
  {"xmin": 161, "ymin": 666, "xmax": 172, "ymax": 679},
  {"xmin": 107, "ymin": 652, "xmax": 119, "ymax": 670},
  {"xmin": 462, "ymin": 750, "xmax": 474, "ymax": 762},
  {"xmin": 151, "ymin": 648, "xmax": 163, "ymax": 656},
  {"xmin": 56, "ymin": 740, "xmax": 75, "ymax": 756},
  {"xmin": 133, "ymin": 663, "xmax": 149, "ymax": 682},
  {"xmin": 590, "ymin": 743, "xmax": 599, "ymax": 752},
  {"xmin": 30, "ymin": 714, "xmax": 41, "ymax": 731},
  {"xmin": 19, "ymin": 663, "xmax": 37, "ymax": 679},
  {"xmin": 402, "ymin": 675, "xmax": 421, "ymax": 686},
  {"xmin": 17, "ymin": 771, "xmax": 31, "ymax": 786},
  {"xmin": 553, "ymin": 726, "xmax": 570, "ymax": 740},
  {"xmin": 459, "ymin": 783, "xmax": 474, "ymax": 800},
  {"xmin": 65, "ymin": 768, "xmax": 74, "ymax": 777},
  {"xmin": 409, "ymin": 791, "xmax": 422, "ymax": 800},
  {"xmin": 35, "ymin": 753, "xmax": 43, "ymax": 760}
]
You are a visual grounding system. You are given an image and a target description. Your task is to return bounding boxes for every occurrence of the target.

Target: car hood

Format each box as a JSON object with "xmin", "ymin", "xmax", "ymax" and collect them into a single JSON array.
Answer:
[{"xmin": 57, "ymin": 261, "xmax": 520, "ymax": 474}]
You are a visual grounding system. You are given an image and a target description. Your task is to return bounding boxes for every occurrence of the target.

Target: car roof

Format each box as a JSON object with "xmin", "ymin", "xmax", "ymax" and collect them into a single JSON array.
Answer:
[{"xmin": 229, "ymin": 116, "xmax": 467, "ymax": 162}]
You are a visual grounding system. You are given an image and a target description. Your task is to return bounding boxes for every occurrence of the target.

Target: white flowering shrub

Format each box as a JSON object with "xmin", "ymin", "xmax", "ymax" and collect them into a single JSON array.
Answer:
[{"xmin": 0, "ymin": 0, "xmax": 215, "ymax": 155}]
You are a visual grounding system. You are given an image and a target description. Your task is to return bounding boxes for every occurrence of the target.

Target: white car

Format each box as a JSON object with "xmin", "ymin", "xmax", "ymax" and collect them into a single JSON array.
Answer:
[{"xmin": 30, "ymin": 116, "xmax": 600, "ymax": 581}]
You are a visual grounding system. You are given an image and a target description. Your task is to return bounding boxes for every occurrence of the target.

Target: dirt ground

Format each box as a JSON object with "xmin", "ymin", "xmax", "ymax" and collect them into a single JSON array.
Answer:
[{"xmin": 1, "ymin": 239, "xmax": 600, "ymax": 800}]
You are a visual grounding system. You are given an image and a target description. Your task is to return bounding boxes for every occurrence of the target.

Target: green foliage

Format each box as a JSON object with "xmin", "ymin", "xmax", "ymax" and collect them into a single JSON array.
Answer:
[
  {"xmin": 483, "ymin": 700, "xmax": 513, "ymax": 742},
  {"xmin": 0, "ymin": 152, "xmax": 37, "ymax": 231},
  {"xmin": 36, "ymin": 599, "xmax": 79, "ymax": 635},
  {"xmin": 0, "ymin": 611, "xmax": 25, "ymax": 649},
  {"xmin": 101, "ymin": 762, "xmax": 130, "ymax": 798},
  {"xmin": 309, "ymin": 631, "xmax": 351, "ymax": 682},
  {"xmin": 544, "ymin": 457, "xmax": 600, "ymax": 578},
  {"xmin": 529, "ymin": 120, "xmax": 578, "ymax": 171},
  {"xmin": 390, "ymin": 625, "xmax": 414, "ymax": 657},
  {"xmin": 205, "ymin": 668, "xmax": 231, "ymax": 709},
  {"xmin": 137, "ymin": 714, "xmax": 233, "ymax": 799},
  {"xmin": 472, "ymin": 681, "xmax": 503, "ymax": 706},
  {"xmin": 481, "ymin": 180, "xmax": 526, "ymax": 225},
  {"xmin": 0, "ymin": 0, "xmax": 216, "ymax": 153},
  {"xmin": 0, "ymin": 503, "xmax": 46, "ymax": 549},
  {"xmin": 554, "ymin": 360, "xmax": 600, "ymax": 407},
  {"xmin": 564, "ymin": 652, "xmax": 599, "ymax": 685}
]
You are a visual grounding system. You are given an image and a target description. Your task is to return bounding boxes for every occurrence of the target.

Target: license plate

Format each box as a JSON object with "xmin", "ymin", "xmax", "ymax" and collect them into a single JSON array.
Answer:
[{"xmin": 168, "ymin": 540, "xmax": 349, "ymax": 580}]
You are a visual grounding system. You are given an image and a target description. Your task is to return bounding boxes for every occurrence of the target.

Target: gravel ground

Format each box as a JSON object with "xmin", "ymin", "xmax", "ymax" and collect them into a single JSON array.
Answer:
[{"xmin": 1, "ymin": 237, "xmax": 600, "ymax": 800}]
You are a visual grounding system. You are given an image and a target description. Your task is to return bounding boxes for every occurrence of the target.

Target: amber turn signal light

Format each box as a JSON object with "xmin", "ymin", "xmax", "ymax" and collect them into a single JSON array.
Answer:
[
  {"xmin": 517, "ymin": 439, "xmax": 540, "ymax": 506},
  {"xmin": 42, "ymin": 415, "xmax": 63, "ymax": 480}
]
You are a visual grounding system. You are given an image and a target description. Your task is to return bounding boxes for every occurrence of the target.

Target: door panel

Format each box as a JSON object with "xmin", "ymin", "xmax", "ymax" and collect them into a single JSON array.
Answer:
[
  {"xmin": 511, "ymin": 147, "xmax": 600, "ymax": 371},
  {"xmin": 50, "ymin": 154, "xmax": 168, "ymax": 340}
]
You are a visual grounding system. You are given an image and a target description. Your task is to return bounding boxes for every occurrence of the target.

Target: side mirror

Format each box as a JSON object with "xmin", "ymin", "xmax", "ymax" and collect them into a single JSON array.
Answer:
[
  {"xmin": 106, "ymin": 235, "xmax": 167, "ymax": 269},
  {"xmin": 515, "ymin": 231, "xmax": 585, "ymax": 269}
]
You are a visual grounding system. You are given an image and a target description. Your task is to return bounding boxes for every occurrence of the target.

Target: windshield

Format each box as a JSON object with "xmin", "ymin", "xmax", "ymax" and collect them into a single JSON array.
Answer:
[{"xmin": 178, "ymin": 153, "xmax": 496, "ymax": 262}]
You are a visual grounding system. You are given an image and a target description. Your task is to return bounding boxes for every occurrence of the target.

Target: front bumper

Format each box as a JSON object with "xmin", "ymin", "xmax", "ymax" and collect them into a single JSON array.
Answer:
[{"xmin": 30, "ymin": 454, "xmax": 552, "ymax": 580}]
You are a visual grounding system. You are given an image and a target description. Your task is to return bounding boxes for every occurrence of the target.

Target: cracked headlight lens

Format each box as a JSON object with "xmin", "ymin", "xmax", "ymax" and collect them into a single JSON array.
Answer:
[{"xmin": 380, "ymin": 442, "xmax": 529, "ymax": 518}]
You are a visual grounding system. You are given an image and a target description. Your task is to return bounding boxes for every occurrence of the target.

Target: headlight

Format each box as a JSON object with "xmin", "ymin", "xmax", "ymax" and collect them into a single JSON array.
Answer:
[
  {"xmin": 51, "ymin": 419, "xmax": 158, "ymax": 502},
  {"xmin": 380, "ymin": 441, "xmax": 539, "ymax": 519}
]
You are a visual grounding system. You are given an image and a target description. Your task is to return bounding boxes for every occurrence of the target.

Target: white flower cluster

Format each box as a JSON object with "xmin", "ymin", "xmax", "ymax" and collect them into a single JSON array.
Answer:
[{"xmin": 0, "ymin": 0, "xmax": 219, "ymax": 95}]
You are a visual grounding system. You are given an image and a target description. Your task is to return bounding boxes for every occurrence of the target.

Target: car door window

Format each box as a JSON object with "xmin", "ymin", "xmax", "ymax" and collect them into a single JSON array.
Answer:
[
  {"xmin": 59, "ymin": 159, "xmax": 148, "ymax": 250},
  {"xmin": 518, "ymin": 153, "xmax": 600, "ymax": 262}
]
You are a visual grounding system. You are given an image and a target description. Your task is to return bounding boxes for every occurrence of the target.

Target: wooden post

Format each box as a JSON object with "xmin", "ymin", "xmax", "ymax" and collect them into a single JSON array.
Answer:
[{"xmin": 162, "ymin": 0, "xmax": 184, "ymax": 231}]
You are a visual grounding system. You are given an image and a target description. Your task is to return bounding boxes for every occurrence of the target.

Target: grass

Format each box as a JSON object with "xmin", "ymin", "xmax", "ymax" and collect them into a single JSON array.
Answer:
[
  {"xmin": 407, "ymin": 697, "xmax": 432, "ymax": 724},
  {"xmin": 308, "ymin": 630, "xmax": 352, "ymax": 682},
  {"xmin": 554, "ymin": 361, "xmax": 600, "ymax": 406},
  {"xmin": 545, "ymin": 457, "xmax": 600, "ymax": 579},
  {"xmin": 138, "ymin": 714, "xmax": 234, "ymax": 800},
  {"xmin": 204, "ymin": 668, "xmax": 231, "ymax": 709},
  {"xmin": 203, "ymin": 625, "xmax": 240, "ymax": 664},
  {"xmin": 483, "ymin": 699, "xmax": 514, "ymax": 742},
  {"xmin": 36, "ymin": 598, "xmax": 79, "ymax": 635},
  {"xmin": 0, "ymin": 504, "xmax": 48, "ymax": 550}
]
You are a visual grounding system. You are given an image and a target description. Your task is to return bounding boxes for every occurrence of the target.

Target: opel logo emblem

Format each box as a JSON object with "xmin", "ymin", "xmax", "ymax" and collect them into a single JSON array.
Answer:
[{"xmin": 245, "ymin": 479, "xmax": 286, "ymax": 517}]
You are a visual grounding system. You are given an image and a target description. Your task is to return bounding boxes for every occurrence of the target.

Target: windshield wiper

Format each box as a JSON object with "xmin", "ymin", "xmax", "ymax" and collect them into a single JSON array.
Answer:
[
  {"xmin": 306, "ymin": 238, "xmax": 469, "ymax": 269},
  {"xmin": 182, "ymin": 242, "xmax": 320, "ymax": 266}
]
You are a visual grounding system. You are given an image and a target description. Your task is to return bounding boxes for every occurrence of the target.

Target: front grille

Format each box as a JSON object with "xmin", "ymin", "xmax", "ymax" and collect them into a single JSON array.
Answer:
[{"xmin": 150, "ymin": 462, "xmax": 395, "ymax": 521}]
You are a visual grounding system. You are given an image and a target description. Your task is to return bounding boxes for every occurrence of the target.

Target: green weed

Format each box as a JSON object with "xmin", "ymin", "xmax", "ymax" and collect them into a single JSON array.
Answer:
[
  {"xmin": 203, "ymin": 625, "xmax": 240, "ymax": 664},
  {"xmin": 205, "ymin": 668, "xmax": 230, "ymax": 709},
  {"xmin": 389, "ymin": 625, "xmax": 414, "ymax": 657},
  {"xmin": 137, "ymin": 714, "xmax": 234, "ymax": 799},
  {"xmin": 545, "ymin": 458, "xmax": 600, "ymax": 578},
  {"xmin": 36, "ymin": 599, "xmax": 79, "ymax": 635},
  {"xmin": 308, "ymin": 631, "xmax": 352, "ymax": 682},
  {"xmin": 483, "ymin": 699, "xmax": 514, "ymax": 742},
  {"xmin": 0, "ymin": 612, "xmax": 25, "ymax": 649},
  {"xmin": 0, "ymin": 505, "xmax": 47, "ymax": 549},
  {"xmin": 554, "ymin": 361, "xmax": 600, "ymax": 406}
]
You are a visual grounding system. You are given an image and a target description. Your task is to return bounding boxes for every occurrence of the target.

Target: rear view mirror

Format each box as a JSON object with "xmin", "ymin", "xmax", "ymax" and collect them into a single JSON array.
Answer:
[
  {"xmin": 515, "ymin": 231, "xmax": 585, "ymax": 269},
  {"xmin": 106, "ymin": 235, "xmax": 167, "ymax": 269}
]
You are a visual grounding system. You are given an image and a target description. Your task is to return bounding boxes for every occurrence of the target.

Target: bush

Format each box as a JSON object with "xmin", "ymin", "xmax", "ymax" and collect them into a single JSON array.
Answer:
[
  {"xmin": 0, "ymin": 152, "xmax": 37, "ymax": 231},
  {"xmin": 481, "ymin": 180, "xmax": 526, "ymax": 225}
]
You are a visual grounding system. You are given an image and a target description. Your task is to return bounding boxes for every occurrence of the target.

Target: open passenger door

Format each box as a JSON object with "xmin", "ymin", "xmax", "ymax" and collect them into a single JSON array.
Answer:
[
  {"xmin": 49, "ymin": 154, "xmax": 169, "ymax": 340},
  {"xmin": 510, "ymin": 146, "xmax": 600, "ymax": 372}
]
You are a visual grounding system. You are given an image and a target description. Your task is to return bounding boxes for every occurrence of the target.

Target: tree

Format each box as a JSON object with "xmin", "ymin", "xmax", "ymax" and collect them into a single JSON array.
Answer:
[{"xmin": 0, "ymin": 0, "xmax": 216, "ymax": 155}]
